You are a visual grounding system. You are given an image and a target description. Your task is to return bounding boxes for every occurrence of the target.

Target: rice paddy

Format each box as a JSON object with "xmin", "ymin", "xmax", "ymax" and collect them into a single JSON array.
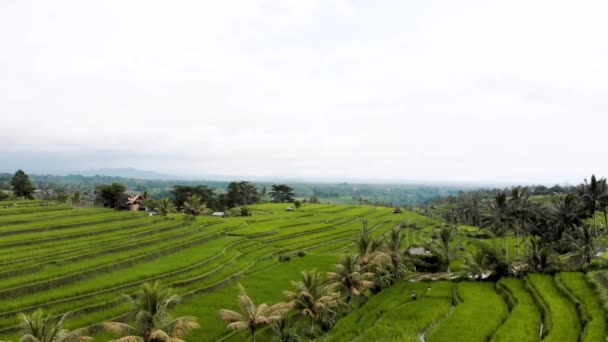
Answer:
[{"xmin": 2, "ymin": 200, "xmax": 608, "ymax": 341}]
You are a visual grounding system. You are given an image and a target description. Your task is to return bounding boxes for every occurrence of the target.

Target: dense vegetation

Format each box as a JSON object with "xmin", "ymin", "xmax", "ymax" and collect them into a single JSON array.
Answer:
[{"xmin": 4, "ymin": 171, "xmax": 608, "ymax": 341}]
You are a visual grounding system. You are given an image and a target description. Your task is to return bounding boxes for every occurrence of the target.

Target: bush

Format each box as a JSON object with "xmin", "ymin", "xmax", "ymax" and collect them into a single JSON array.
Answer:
[
  {"xmin": 410, "ymin": 254, "xmax": 442, "ymax": 273},
  {"xmin": 583, "ymin": 258, "xmax": 608, "ymax": 272},
  {"xmin": 465, "ymin": 230, "xmax": 494, "ymax": 239},
  {"xmin": 279, "ymin": 254, "xmax": 292, "ymax": 262},
  {"xmin": 297, "ymin": 251, "xmax": 307, "ymax": 257}
]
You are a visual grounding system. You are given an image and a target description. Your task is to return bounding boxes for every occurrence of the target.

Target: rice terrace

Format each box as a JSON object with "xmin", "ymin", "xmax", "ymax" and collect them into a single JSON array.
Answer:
[
  {"xmin": 2, "ymin": 173, "xmax": 608, "ymax": 341},
  {"xmin": 3, "ymin": 1, "xmax": 608, "ymax": 341}
]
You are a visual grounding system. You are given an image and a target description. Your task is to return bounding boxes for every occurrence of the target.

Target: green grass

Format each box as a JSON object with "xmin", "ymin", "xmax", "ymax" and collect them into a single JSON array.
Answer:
[
  {"xmin": 527, "ymin": 274, "xmax": 581, "ymax": 342},
  {"xmin": 1, "ymin": 202, "xmax": 427, "ymax": 340},
  {"xmin": 324, "ymin": 281, "xmax": 453, "ymax": 342},
  {"xmin": 427, "ymin": 282, "xmax": 508, "ymax": 342},
  {"xmin": 491, "ymin": 278, "xmax": 541, "ymax": 342},
  {"xmin": 4, "ymin": 200, "xmax": 600, "ymax": 342},
  {"xmin": 557, "ymin": 272, "xmax": 606, "ymax": 342}
]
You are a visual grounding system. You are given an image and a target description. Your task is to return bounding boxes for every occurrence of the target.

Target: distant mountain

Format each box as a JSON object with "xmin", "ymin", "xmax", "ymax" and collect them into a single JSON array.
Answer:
[{"xmin": 72, "ymin": 168, "xmax": 186, "ymax": 180}]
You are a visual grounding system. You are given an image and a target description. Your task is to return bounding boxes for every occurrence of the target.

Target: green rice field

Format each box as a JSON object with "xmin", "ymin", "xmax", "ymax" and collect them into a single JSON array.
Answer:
[{"xmin": 2, "ymin": 200, "xmax": 608, "ymax": 341}]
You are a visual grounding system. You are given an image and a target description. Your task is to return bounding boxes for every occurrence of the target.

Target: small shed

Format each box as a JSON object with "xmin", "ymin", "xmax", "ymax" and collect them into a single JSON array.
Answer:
[
  {"xmin": 212, "ymin": 212, "xmax": 226, "ymax": 218},
  {"xmin": 126, "ymin": 194, "xmax": 146, "ymax": 211},
  {"xmin": 285, "ymin": 207, "xmax": 294, "ymax": 211}
]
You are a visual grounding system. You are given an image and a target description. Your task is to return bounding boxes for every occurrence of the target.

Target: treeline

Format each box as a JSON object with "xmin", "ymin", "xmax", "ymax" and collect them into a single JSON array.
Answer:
[
  {"xmin": 419, "ymin": 175, "xmax": 608, "ymax": 276},
  {"xmin": 94, "ymin": 181, "xmax": 307, "ymax": 213},
  {"xmin": 0, "ymin": 172, "xmax": 475, "ymax": 206}
]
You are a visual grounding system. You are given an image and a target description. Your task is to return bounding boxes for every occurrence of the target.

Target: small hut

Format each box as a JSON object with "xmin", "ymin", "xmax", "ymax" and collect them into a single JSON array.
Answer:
[{"xmin": 126, "ymin": 194, "xmax": 146, "ymax": 211}]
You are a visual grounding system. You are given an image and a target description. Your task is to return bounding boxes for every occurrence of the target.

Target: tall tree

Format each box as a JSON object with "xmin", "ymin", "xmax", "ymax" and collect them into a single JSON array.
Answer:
[
  {"xmin": 269, "ymin": 185, "xmax": 295, "ymax": 203},
  {"xmin": 220, "ymin": 284, "xmax": 290, "ymax": 342},
  {"xmin": 547, "ymin": 194, "xmax": 585, "ymax": 242},
  {"xmin": 383, "ymin": 227, "xmax": 406, "ymax": 280},
  {"xmin": 564, "ymin": 225, "xmax": 596, "ymax": 264},
  {"xmin": 426, "ymin": 225, "xmax": 461, "ymax": 273},
  {"xmin": 182, "ymin": 195, "xmax": 205, "ymax": 221},
  {"xmin": 463, "ymin": 249, "xmax": 490, "ymax": 281},
  {"xmin": 18, "ymin": 309, "xmax": 91, "ymax": 342},
  {"xmin": 171, "ymin": 185, "xmax": 216, "ymax": 210},
  {"xmin": 482, "ymin": 192, "xmax": 515, "ymax": 258},
  {"xmin": 70, "ymin": 191, "xmax": 81, "ymax": 207},
  {"xmin": 284, "ymin": 270, "xmax": 338, "ymax": 335},
  {"xmin": 226, "ymin": 182, "xmax": 259, "ymax": 208},
  {"xmin": 526, "ymin": 236, "xmax": 560, "ymax": 273},
  {"xmin": 11, "ymin": 169, "xmax": 35, "ymax": 199},
  {"xmin": 94, "ymin": 183, "xmax": 127, "ymax": 209},
  {"xmin": 102, "ymin": 282, "xmax": 199, "ymax": 342},
  {"xmin": 510, "ymin": 187, "xmax": 537, "ymax": 256},
  {"xmin": 327, "ymin": 255, "xmax": 373, "ymax": 306},
  {"xmin": 579, "ymin": 175, "xmax": 608, "ymax": 238}
]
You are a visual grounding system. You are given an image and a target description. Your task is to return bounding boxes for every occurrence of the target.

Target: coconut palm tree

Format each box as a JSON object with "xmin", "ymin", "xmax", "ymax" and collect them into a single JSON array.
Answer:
[
  {"xmin": 102, "ymin": 282, "xmax": 199, "ymax": 342},
  {"xmin": 564, "ymin": 225, "xmax": 596, "ymax": 264},
  {"xmin": 220, "ymin": 284, "xmax": 290, "ymax": 342},
  {"xmin": 284, "ymin": 270, "xmax": 338, "ymax": 335},
  {"xmin": 354, "ymin": 225, "xmax": 385, "ymax": 272},
  {"xmin": 383, "ymin": 227, "xmax": 406, "ymax": 280},
  {"xmin": 327, "ymin": 255, "xmax": 374, "ymax": 306},
  {"xmin": 526, "ymin": 237, "xmax": 560, "ymax": 273},
  {"xmin": 510, "ymin": 187, "xmax": 537, "ymax": 256},
  {"xmin": 182, "ymin": 195, "xmax": 205, "ymax": 221},
  {"xmin": 482, "ymin": 192, "xmax": 515, "ymax": 258},
  {"xmin": 547, "ymin": 194, "xmax": 585, "ymax": 242},
  {"xmin": 463, "ymin": 249, "xmax": 490, "ymax": 281},
  {"xmin": 156, "ymin": 198, "xmax": 176, "ymax": 217},
  {"xmin": 426, "ymin": 225, "xmax": 461, "ymax": 273},
  {"xmin": 18, "ymin": 309, "xmax": 91, "ymax": 342},
  {"xmin": 579, "ymin": 175, "xmax": 608, "ymax": 238}
]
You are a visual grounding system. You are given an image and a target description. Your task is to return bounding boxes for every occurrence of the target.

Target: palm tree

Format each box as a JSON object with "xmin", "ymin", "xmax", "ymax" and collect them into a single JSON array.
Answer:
[
  {"xmin": 426, "ymin": 225, "xmax": 461, "ymax": 273},
  {"xmin": 220, "ymin": 284, "xmax": 290, "ymax": 342},
  {"xmin": 156, "ymin": 198, "xmax": 176, "ymax": 217},
  {"xmin": 458, "ymin": 195, "xmax": 482, "ymax": 227},
  {"xmin": 270, "ymin": 318, "xmax": 301, "ymax": 342},
  {"xmin": 579, "ymin": 175, "xmax": 608, "ymax": 238},
  {"xmin": 70, "ymin": 191, "xmax": 81, "ymax": 207},
  {"xmin": 182, "ymin": 195, "xmax": 205, "ymax": 221},
  {"xmin": 327, "ymin": 255, "xmax": 374, "ymax": 306},
  {"xmin": 510, "ymin": 187, "xmax": 537, "ymax": 256},
  {"xmin": 526, "ymin": 237, "xmax": 560, "ymax": 273},
  {"xmin": 18, "ymin": 309, "xmax": 91, "ymax": 342},
  {"xmin": 547, "ymin": 194, "xmax": 585, "ymax": 242},
  {"xmin": 354, "ymin": 225, "xmax": 385, "ymax": 271},
  {"xmin": 284, "ymin": 270, "xmax": 338, "ymax": 335},
  {"xmin": 564, "ymin": 225, "xmax": 596, "ymax": 264},
  {"xmin": 482, "ymin": 192, "xmax": 515, "ymax": 258},
  {"xmin": 463, "ymin": 249, "xmax": 490, "ymax": 281},
  {"xmin": 383, "ymin": 227, "xmax": 406, "ymax": 280},
  {"xmin": 102, "ymin": 282, "xmax": 199, "ymax": 342}
]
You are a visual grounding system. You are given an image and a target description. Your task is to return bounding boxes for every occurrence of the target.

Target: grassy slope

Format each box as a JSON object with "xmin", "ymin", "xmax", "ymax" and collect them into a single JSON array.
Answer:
[
  {"xmin": 427, "ymin": 282, "xmax": 508, "ymax": 342},
  {"xmin": 557, "ymin": 272, "xmax": 606, "ymax": 342},
  {"xmin": 527, "ymin": 274, "xmax": 581, "ymax": 342},
  {"xmin": 322, "ymin": 281, "xmax": 453, "ymax": 342},
  {"xmin": 491, "ymin": 278, "xmax": 541, "ymax": 342},
  {"xmin": 0, "ymin": 201, "xmax": 424, "ymax": 341}
]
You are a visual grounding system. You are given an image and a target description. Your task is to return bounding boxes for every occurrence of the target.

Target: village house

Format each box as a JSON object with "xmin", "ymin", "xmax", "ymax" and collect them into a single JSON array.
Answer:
[{"xmin": 126, "ymin": 194, "xmax": 146, "ymax": 211}]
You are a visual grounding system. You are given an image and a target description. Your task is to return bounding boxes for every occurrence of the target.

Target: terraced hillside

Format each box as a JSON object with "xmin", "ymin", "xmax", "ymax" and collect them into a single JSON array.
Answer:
[
  {"xmin": 324, "ymin": 273, "xmax": 605, "ymax": 342},
  {"xmin": 0, "ymin": 200, "xmax": 443, "ymax": 341}
]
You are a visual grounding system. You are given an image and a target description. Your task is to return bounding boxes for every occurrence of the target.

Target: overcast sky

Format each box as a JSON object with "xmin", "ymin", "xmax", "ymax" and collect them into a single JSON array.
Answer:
[{"xmin": 1, "ymin": 0, "xmax": 607, "ymax": 183}]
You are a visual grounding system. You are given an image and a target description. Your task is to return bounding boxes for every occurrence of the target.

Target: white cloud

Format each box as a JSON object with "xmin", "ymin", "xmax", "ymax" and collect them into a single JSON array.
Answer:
[{"xmin": 1, "ymin": 0, "xmax": 607, "ymax": 183}]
